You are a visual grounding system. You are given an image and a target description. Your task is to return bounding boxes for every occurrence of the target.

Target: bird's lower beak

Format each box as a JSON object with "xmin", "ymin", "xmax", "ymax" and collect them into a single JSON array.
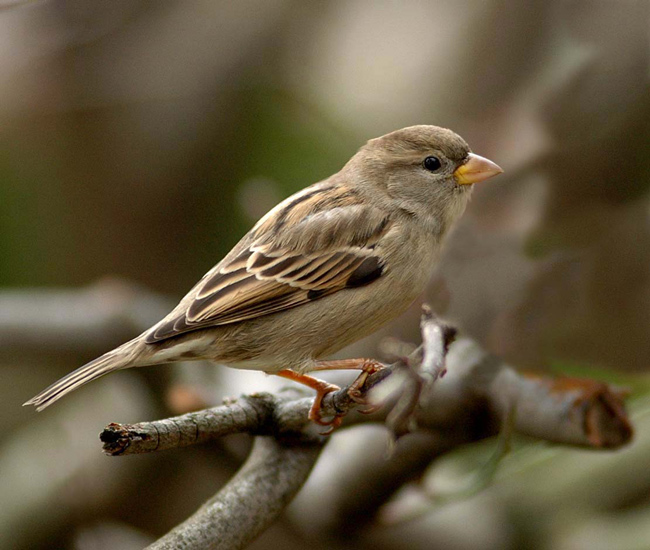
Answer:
[{"xmin": 454, "ymin": 153, "xmax": 503, "ymax": 185}]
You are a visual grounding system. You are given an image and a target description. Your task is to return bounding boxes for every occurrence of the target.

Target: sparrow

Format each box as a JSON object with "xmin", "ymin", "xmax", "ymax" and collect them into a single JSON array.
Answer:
[{"xmin": 24, "ymin": 125, "xmax": 502, "ymax": 429}]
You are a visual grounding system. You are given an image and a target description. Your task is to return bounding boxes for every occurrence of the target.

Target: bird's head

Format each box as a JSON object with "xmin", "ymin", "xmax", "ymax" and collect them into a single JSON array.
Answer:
[{"xmin": 346, "ymin": 125, "xmax": 503, "ymax": 235}]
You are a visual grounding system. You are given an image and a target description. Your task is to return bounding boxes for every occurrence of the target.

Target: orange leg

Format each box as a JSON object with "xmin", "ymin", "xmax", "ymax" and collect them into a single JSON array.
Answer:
[
  {"xmin": 276, "ymin": 359, "xmax": 384, "ymax": 433},
  {"xmin": 276, "ymin": 370, "xmax": 343, "ymax": 431}
]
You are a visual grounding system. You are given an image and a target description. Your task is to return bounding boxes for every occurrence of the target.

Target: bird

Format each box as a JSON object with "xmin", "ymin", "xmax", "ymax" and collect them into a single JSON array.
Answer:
[{"xmin": 24, "ymin": 125, "xmax": 502, "ymax": 430}]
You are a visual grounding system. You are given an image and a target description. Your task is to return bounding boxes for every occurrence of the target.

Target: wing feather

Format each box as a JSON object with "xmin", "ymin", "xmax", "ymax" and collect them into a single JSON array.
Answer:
[{"xmin": 145, "ymin": 185, "xmax": 390, "ymax": 344}]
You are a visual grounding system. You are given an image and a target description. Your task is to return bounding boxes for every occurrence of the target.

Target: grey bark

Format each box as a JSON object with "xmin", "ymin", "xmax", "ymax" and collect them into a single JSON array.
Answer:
[{"xmin": 147, "ymin": 436, "xmax": 322, "ymax": 550}]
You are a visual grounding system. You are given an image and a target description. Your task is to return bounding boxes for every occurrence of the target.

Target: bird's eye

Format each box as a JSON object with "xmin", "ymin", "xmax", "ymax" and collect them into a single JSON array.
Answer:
[{"xmin": 423, "ymin": 156, "xmax": 442, "ymax": 172}]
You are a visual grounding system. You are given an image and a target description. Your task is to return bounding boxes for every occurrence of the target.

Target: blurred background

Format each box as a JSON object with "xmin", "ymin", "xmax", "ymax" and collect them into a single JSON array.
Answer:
[{"xmin": 1, "ymin": 1, "xmax": 649, "ymax": 549}]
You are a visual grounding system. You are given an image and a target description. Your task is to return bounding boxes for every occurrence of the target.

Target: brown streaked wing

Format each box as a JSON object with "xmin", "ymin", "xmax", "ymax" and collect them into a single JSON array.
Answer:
[{"xmin": 145, "ymin": 198, "xmax": 390, "ymax": 344}]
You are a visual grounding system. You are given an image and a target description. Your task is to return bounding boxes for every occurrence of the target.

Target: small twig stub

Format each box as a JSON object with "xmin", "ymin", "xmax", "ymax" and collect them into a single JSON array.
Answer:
[{"xmin": 380, "ymin": 305, "xmax": 457, "ymax": 437}]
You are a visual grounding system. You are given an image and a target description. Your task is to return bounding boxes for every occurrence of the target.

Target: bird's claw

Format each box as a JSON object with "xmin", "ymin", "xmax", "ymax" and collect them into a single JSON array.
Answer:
[
  {"xmin": 346, "ymin": 360, "xmax": 383, "ymax": 411},
  {"xmin": 348, "ymin": 388, "xmax": 382, "ymax": 414},
  {"xmin": 358, "ymin": 403, "xmax": 383, "ymax": 415},
  {"xmin": 347, "ymin": 388, "xmax": 365, "ymax": 403},
  {"xmin": 308, "ymin": 383, "xmax": 344, "ymax": 435},
  {"xmin": 316, "ymin": 414, "xmax": 344, "ymax": 435}
]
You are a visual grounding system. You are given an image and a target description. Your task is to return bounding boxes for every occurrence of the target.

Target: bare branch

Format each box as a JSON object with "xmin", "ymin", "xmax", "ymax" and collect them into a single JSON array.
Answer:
[
  {"xmin": 483, "ymin": 364, "xmax": 633, "ymax": 448},
  {"xmin": 430, "ymin": 339, "xmax": 633, "ymax": 448},
  {"xmin": 417, "ymin": 304, "xmax": 457, "ymax": 381},
  {"xmin": 94, "ymin": 305, "xmax": 632, "ymax": 550},
  {"xmin": 147, "ymin": 436, "xmax": 322, "ymax": 550},
  {"xmin": 0, "ymin": 280, "xmax": 172, "ymax": 355},
  {"xmin": 100, "ymin": 323, "xmax": 632, "ymax": 458},
  {"xmin": 379, "ymin": 306, "xmax": 457, "ymax": 436},
  {"xmin": 100, "ymin": 393, "xmax": 277, "ymax": 456},
  {"xmin": 99, "ymin": 306, "xmax": 453, "ymax": 456},
  {"xmin": 295, "ymin": 340, "xmax": 634, "ymax": 540}
]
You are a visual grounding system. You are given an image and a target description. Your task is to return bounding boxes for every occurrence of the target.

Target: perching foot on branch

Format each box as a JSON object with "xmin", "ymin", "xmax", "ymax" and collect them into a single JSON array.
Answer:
[{"xmin": 275, "ymin": 370, "xmax": 344, "ymax": 431}]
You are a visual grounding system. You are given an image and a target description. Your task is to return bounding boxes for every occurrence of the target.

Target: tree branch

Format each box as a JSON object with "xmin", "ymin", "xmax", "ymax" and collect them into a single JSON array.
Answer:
[
  {"xmin": 294, "ymin": 339, "xmax": 634, "ymax": 539},
  {"xmin": 0, "ymin": 280, "xmax": 172, "ymax": 355},
  {"xmin": 99, "ymin": 308, "xmax": 452, "ymax": 456},
  {"xmin": 147, "ymin": 436, "xmax": 322, "ymax": 550},
  {"xmin": 428, "ymin": 339, "xmax": 634, "ymax": 449},
  {"xmin": 96, "ymin": 306, "xmax": 633, "ymax": 549},
  {"xmin": 101, "ymin": 310, "xmax": 632, "ymax": 457}
]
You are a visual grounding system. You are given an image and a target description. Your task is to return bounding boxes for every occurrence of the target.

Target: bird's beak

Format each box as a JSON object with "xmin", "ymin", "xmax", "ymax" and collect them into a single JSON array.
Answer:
[{"xmin": 454, "ymin": 153, "xmax": 503, "ymax": 185}]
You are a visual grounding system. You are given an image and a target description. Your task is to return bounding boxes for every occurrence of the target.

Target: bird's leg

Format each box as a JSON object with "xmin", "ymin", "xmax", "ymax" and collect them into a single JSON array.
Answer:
[
  {"xmin": 311, "ymin": 358, "xmax": 384, "ymax": 412},
  {"xmin": 275, "ymin": 370, "xmax": 343, "ymax": 431}
]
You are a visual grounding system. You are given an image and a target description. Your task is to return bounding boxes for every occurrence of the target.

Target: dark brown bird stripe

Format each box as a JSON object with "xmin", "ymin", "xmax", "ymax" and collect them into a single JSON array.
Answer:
[
  {"xmin": 309, "ymin": 254, "xmax": 364, "ymax": 287},
  {"xmin": 290, "ymin": 252, "xmax": 342, "ymax": 283},
  {"xmin": 189, "ymin": 277, "xmax": 255, "ymax": 320},
  {"xmin": 221, "ymin": 249, "xmax": 253, "ymax": 272},
  {"xmin": 257, "ymin": 185, "xmax": 363, "ymax": 235},
  {"xmin": 307, "ymin": 289, "xmax": 326, "ymax": 300},
  {"xmin": 345, "ymin": 256, "xmax": 383, "ymax": 287},
  {"xmin": 267, "ymin": 187, "xmax": 328, "ymax": 232},
  {"xmin": 282, "ymin": 253, "xmax": 336, "ymax": 281},
  {"xmin": 198, "ymin": 267, "xmax": 248, "ymax": 297},
  {"xmin": 205, "ymin": 291, "xmax": 304, "ymax": 325},
  {"xmin": 258, "ymin": 255, "xmax": 299, "ymax": 277}
]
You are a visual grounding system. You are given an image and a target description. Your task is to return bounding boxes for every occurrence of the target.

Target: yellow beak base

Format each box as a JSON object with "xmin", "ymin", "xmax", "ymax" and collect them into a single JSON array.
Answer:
[{"xmin": 454, "ymin": 153, "xmax": 503, "ymax": 185}]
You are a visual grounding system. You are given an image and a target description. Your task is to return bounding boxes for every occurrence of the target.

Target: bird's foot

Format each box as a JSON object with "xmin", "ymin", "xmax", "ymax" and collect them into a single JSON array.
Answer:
[
  {"xmin": 347, "ymin": 359, "xmax": 384, "ymax": 414},
  {"xmin": 276, "ymin": 370, "xmax": 344, "ymax": 435},
  {"xmin": 308, "ymin": 380, "xmax": 344, "ymax": 435}
]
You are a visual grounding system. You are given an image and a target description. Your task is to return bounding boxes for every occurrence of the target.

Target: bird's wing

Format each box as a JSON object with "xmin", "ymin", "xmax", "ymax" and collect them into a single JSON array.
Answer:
[{"xmin": 145, "ymin": 184, "xmax": 391, "ymax": 343}]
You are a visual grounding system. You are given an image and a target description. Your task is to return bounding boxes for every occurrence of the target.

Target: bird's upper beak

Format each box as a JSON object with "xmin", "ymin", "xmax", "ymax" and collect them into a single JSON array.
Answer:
[{"xmin": 454, "ymin": 153, "xmax": 503, "ymax": 185}]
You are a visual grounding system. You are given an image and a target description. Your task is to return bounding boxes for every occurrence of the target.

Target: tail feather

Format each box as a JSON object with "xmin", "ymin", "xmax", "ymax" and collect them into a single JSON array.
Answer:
[{"xmin": 23, "ymin": 338, "xmax": 145, "ymax": 412}]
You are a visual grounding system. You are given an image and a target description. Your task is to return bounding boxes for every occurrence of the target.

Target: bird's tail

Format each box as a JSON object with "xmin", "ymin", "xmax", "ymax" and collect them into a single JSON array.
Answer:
[{"xmin": 23, "ymin": 337, "xmax": 147, "ymax": 412}]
